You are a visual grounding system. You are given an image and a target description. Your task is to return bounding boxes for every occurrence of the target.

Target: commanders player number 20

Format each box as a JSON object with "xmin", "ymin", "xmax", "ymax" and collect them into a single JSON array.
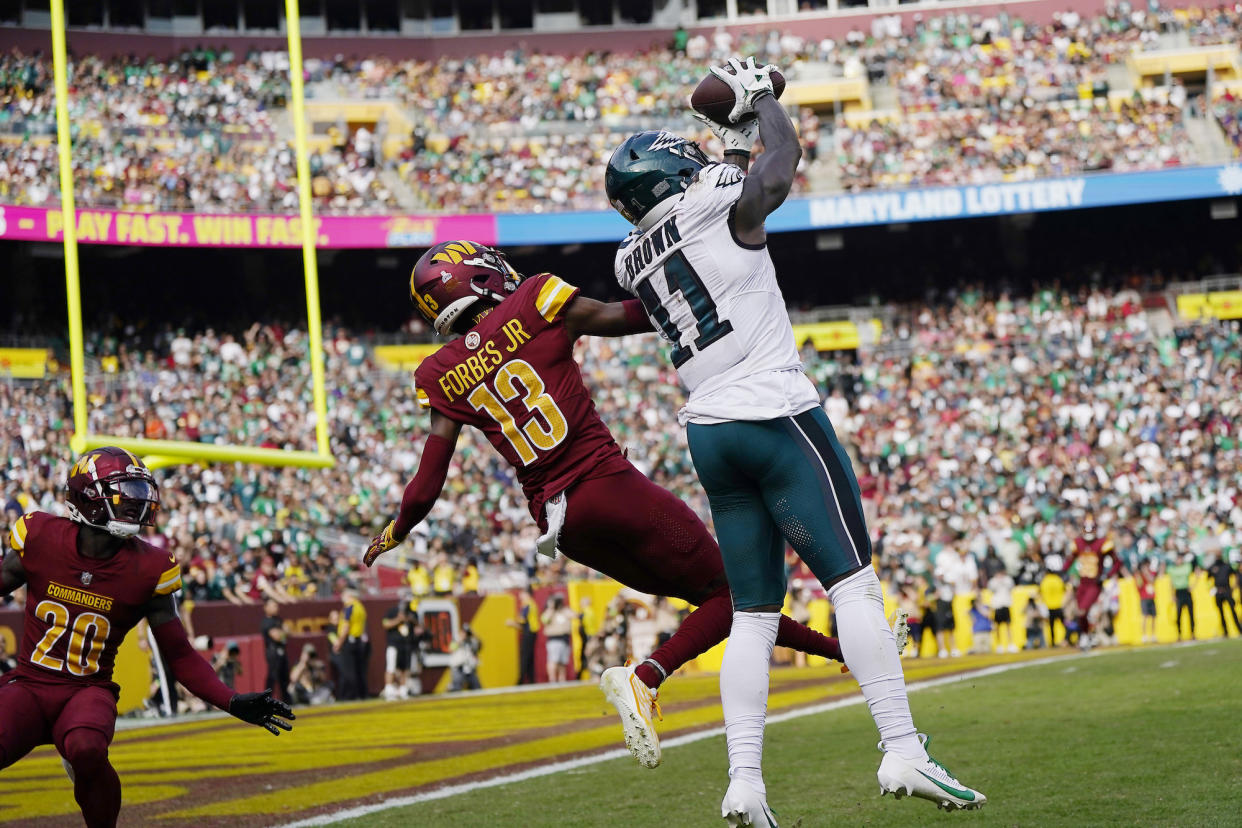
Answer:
[
  {"xmin": 467, "ymin": 359, "xmax": 569, "ymax": 465},
  {"xmin": 31, "ymin": 599, "xmax": 110, "ymax": 676}
]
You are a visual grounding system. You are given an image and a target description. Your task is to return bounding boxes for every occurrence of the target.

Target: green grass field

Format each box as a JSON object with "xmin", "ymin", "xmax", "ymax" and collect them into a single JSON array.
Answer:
[{"xmin": 344, "ymin": 641, "xmax": 1242, "ymax": 827}]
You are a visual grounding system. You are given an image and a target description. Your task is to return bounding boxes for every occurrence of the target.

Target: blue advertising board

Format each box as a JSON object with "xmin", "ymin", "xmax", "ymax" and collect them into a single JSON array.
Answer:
[{"xmin": 494, "ymin": 163, "xmax": 1242, "ymax": 246}]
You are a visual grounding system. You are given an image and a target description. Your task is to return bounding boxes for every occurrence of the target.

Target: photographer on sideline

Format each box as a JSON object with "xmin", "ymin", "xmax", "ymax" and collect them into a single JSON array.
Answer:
[
  {"xmin": 382, "ymin": 593, "xmax": 417, "ymax": 700},
  {"xmin": 213, "ymin": 641, "xmax": 243, "ymax": 689},
  {"xmin": 450, "ymin": 625, "xmax": 482, "ymax": 691},
  {"xmin": 291, "ymin": 643, "xmax": 334, "ymax": 705}
]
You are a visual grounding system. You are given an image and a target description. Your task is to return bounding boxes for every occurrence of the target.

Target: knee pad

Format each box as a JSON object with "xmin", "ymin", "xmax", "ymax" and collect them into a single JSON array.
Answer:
[
  {"xmin": 827, "ymin": 565, "xmax": 882, "ymax": 607},
  {"xmin": 62, "ymin": 729, "xmax": 109, "ymax": 771}
]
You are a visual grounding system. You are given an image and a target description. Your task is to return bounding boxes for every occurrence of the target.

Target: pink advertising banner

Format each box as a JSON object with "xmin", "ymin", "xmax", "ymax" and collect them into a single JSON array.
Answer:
[{"xmin": 0, "ymin": 204, "xmax": 496, "ymax": 249}]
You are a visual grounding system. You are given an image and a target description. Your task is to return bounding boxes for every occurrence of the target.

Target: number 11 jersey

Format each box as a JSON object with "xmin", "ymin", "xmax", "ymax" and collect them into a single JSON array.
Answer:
[
  {"xmin": 613, "ymin": 162, "xmax": 818, "ymax": 426},
  {"xmin": 413, "ymin": 273, "xmax": 632, "ymax": 528}
]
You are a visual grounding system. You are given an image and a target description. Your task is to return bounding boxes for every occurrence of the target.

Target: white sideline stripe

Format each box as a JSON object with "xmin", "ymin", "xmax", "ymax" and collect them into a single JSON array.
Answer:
[
  {"xmin": 277, "ymin": 650, "xmax": 1106, "ymax": 827},
  {"xmin": 114, "ymin": 680, "xmax": 589, "ymax": 733}
]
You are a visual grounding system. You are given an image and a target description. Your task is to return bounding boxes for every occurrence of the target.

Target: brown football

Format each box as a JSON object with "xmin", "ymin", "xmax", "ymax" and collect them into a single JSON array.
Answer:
[{"xmin": 690, "ymin": 67, "xmax": 786, "ymax": 125}]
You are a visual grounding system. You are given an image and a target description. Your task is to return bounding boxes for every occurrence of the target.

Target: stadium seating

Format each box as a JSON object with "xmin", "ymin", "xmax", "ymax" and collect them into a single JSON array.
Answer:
[
  {"xmin": 1216, "ymin": 93, "xmax": 1242, "ymax": 152},
  {"xmin": 1, "ymin": 283, "xmax": 1238, "ymax": 606},
  {"xmin": 1, "ymin": 5, "xmax": 1239, "ymax": 214}
]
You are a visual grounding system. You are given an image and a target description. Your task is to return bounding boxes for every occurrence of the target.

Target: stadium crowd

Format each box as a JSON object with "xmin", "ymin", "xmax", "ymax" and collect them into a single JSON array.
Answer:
[
  {"xmin": 833, "ymin": 99, "xmax": 1194, "ymax": 190},
  {"xmin": 1, "ymin": 282, "xmax": 1239, "ymax": 622},
  {"xmin": 1216, "ymin": 92, "xmax": 1242, "ymax": 153},
  {"xmin": 0, "ymin": 48, "xmax": 398, "ymax": 213},
  {"xmin": 2, "ymin": 3, "xmax": 1239, "ymax": 213}
]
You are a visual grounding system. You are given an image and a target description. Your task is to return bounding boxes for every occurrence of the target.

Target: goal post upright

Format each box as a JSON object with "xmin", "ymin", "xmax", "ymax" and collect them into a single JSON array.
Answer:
[
  {"xmin": 50, "ymin": 0, "xmax": 335, "ymax": 471},
  {"xmin": 49, "ymin": 0, "xmax": 87, "ymax": 456},
  {"xmin": 284, "ymin": 0, "xmax": 332, "ymax": 458}
]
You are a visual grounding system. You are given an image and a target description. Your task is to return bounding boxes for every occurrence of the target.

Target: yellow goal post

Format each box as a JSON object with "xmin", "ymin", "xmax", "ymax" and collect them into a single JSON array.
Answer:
[{"xmin": 50, "ymin": 0, "xmax": 333, "ymax": 471}]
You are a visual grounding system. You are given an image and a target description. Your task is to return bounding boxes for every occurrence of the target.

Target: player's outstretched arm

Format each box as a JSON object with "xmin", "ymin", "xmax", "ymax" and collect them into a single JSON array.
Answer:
[
  {"xmin": 364, "ymin": 410, "xmax": 462, "ymax": 567},
  {"xmin": 0, "ymin": 549, "xmax": 26, "ymax": 597},
  {"xmin": 563, "ymin": 294, "xmax": 654, "ymax": 340},
  {"xmin": 733, "ymin": 93, "xmax": 802, "ymax": 244},
  {"xmin": 144, "ymin": 594, "xmax": 295, "ymax": 734}
]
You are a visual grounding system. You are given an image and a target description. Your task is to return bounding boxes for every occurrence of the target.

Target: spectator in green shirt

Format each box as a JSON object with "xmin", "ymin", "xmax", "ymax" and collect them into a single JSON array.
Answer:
[
  {"xmin": 672, "ymin": 25, "xmax": 688, "ymax": 54},
  {"xmin": 1167, "ymin": 552, "xmax": 1197, "ymax": 641}
]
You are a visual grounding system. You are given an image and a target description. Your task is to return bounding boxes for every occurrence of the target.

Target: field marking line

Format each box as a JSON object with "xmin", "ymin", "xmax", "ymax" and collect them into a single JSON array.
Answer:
[
  {"xmin": 277, "ymin": 647, "xmax": 1147, "ymax": 827},
  {"xmin": 114, "ymin": 679, "xmax": 590, "ymax": 733}
]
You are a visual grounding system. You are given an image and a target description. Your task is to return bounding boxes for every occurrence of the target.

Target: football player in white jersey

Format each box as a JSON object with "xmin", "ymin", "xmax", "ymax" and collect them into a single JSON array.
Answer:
[{"xmin": 606, "ymin": 58, "xmax": 986, "ymax": 826}]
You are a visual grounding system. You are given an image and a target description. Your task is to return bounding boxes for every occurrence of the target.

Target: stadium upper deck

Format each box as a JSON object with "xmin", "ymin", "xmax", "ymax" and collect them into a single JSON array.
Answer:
[{"xmin": 0, "ymin": 1, "xmax": 1239, "ymax": 240}]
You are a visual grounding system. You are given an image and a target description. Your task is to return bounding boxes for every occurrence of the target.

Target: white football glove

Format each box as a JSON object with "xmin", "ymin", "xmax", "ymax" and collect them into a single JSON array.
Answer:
[
  {"xmin": 693, "ymin": 112, "xmax": 759, "ymax": 157},
  {"xmin": 709, "ymin": 56, "xmax": 778, "ymax": 124}
]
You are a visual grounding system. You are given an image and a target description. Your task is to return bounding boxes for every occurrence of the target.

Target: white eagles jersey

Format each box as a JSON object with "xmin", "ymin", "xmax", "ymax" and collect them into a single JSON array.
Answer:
[{"xmin": 614, "ymin": 162, "xmax": 818, "ymax": 425}]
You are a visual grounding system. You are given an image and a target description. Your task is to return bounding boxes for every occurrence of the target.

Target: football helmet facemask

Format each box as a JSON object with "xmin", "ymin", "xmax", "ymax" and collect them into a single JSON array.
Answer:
[
  {"xmin": 605, "ymin": 131, "xmax": 709, "ymax": 229},
  {"xmin": 66, "ymin": 447, "xmax": 160, "ymax": 538},
  {"xmin": 409, "ymin": 240, "xmax": 522, "ymax": 336}
]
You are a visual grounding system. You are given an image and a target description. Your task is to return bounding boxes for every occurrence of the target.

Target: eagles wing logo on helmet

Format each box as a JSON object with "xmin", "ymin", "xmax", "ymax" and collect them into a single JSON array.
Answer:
[
  {"xmin": 649, "ymin": 131, "xmax": 705, "ymax": 162},
  {"xmin": 605, "ymin": 131, "xmax": 710, "ymax": 227}
]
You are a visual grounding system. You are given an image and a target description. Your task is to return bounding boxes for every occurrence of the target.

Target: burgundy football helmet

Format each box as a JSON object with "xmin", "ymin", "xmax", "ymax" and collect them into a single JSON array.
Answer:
[
  {"xmin": 66, "ymin": 447, "xmax": 160, "ymax": 538},
  {"xmin": 409, "ymin": 240, "xmax": 521, "ymax": 336}
]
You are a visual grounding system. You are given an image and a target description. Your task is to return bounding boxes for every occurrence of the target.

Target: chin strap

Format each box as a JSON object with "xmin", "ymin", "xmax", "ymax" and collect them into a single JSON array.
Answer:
[
  {"xmin": 68, "ymin": 503, "xmax": 141, "ymax": 539},
  {"xmin": 104, "ymin": 521, "xmax": 141, "ymax": 538}
]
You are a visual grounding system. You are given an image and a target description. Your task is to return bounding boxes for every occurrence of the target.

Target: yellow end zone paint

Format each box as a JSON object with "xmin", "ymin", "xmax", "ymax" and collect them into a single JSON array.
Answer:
[{"xmin": 2, "ymin": 653, "xmax": 1053, "ymax": 822}]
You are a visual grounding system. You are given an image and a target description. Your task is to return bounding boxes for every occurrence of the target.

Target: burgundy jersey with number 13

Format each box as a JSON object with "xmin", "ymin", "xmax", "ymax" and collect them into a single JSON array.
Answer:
[{"xmin": 413, "ymin": 273, "xmax": 632, "ymax": 526}]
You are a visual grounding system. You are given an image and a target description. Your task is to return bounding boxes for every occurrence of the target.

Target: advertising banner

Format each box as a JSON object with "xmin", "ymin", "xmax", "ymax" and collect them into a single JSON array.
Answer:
[
  {"xmin": 0, "ymin": 205, "xmax": 497, "ymax": 249},
  {"xmin": 793, "ymin": 164, "xmax": 1242, "ymax": 230},
  {"xmin": 2, "ymin": 164, "xmax": 1238, "ymax": 249}
]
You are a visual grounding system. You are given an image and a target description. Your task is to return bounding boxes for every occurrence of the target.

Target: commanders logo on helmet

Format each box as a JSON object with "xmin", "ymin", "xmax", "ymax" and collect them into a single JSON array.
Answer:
[
  {"xmin": 409, "ymin": 241, "xmax": 522, "ymax": 336},
  {"xmin": 605, "ymin": 131, "xmax": 709, "ymax": 228},
  {"xmin": 66, "ymin": 447, "xmax": 160, "ymax": 538}
]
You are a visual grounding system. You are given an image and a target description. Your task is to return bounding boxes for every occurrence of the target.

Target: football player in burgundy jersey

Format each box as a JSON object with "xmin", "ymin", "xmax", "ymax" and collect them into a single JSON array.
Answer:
[
  {"xmin": 1067, "ymin": 520, "xmax": 1121, "ymax": 649},
  {"xmin": 0, "ymin": 447, "xmax": 294, "ymax": 828},
  {"xmin": 364, "ymin": 240, "xmax": 843, "ymax": 769}
]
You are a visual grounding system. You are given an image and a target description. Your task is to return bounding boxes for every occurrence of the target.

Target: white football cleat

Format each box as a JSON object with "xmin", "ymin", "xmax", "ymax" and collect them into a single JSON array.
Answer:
[
  {"xmin": 600, "ymin": 663, "xmax": 662, "ymax": 768},
  {"xmin": 721, "ymin": 778, "xmax": 778, "ymax": 827},
  {"xmin": 877, "ymin": 735, "xmax": 986, "ymax": 811}
]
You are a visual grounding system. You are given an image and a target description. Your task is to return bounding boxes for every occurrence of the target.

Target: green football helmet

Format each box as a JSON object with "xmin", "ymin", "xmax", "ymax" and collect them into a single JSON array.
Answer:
[{"xmin": 605, "ymin": 131, "xmax": 710, "ymax": 227}]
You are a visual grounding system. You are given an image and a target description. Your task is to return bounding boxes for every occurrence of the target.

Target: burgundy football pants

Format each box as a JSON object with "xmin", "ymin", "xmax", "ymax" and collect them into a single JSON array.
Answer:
[
  {"xmin": 558, "ymin": 465, "xmax": 840, "ymax": 686},
  {"xmin": 0, "ymin": 675, "xmax": 121, "ymax": 827}
]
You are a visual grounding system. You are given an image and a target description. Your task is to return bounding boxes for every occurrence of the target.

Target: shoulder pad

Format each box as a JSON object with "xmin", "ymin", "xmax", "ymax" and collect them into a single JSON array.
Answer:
[
  {"xmin": 531, "ymin": 273, "xmax": 579, "ymax": 323},
  {"xmin": 413, "ymin": 356, "xmax": 443, "ymax": 408},
  {"xmin": 690, "ymin": 162, "xmax": 745, "ymax": 191},
  {"xmin": 154, "ymin": 558, "xmax": 183, "ymax": 597},
  {"xmin": 7, "ymin": 512, "xmax": 46, "ymax": 557}
]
